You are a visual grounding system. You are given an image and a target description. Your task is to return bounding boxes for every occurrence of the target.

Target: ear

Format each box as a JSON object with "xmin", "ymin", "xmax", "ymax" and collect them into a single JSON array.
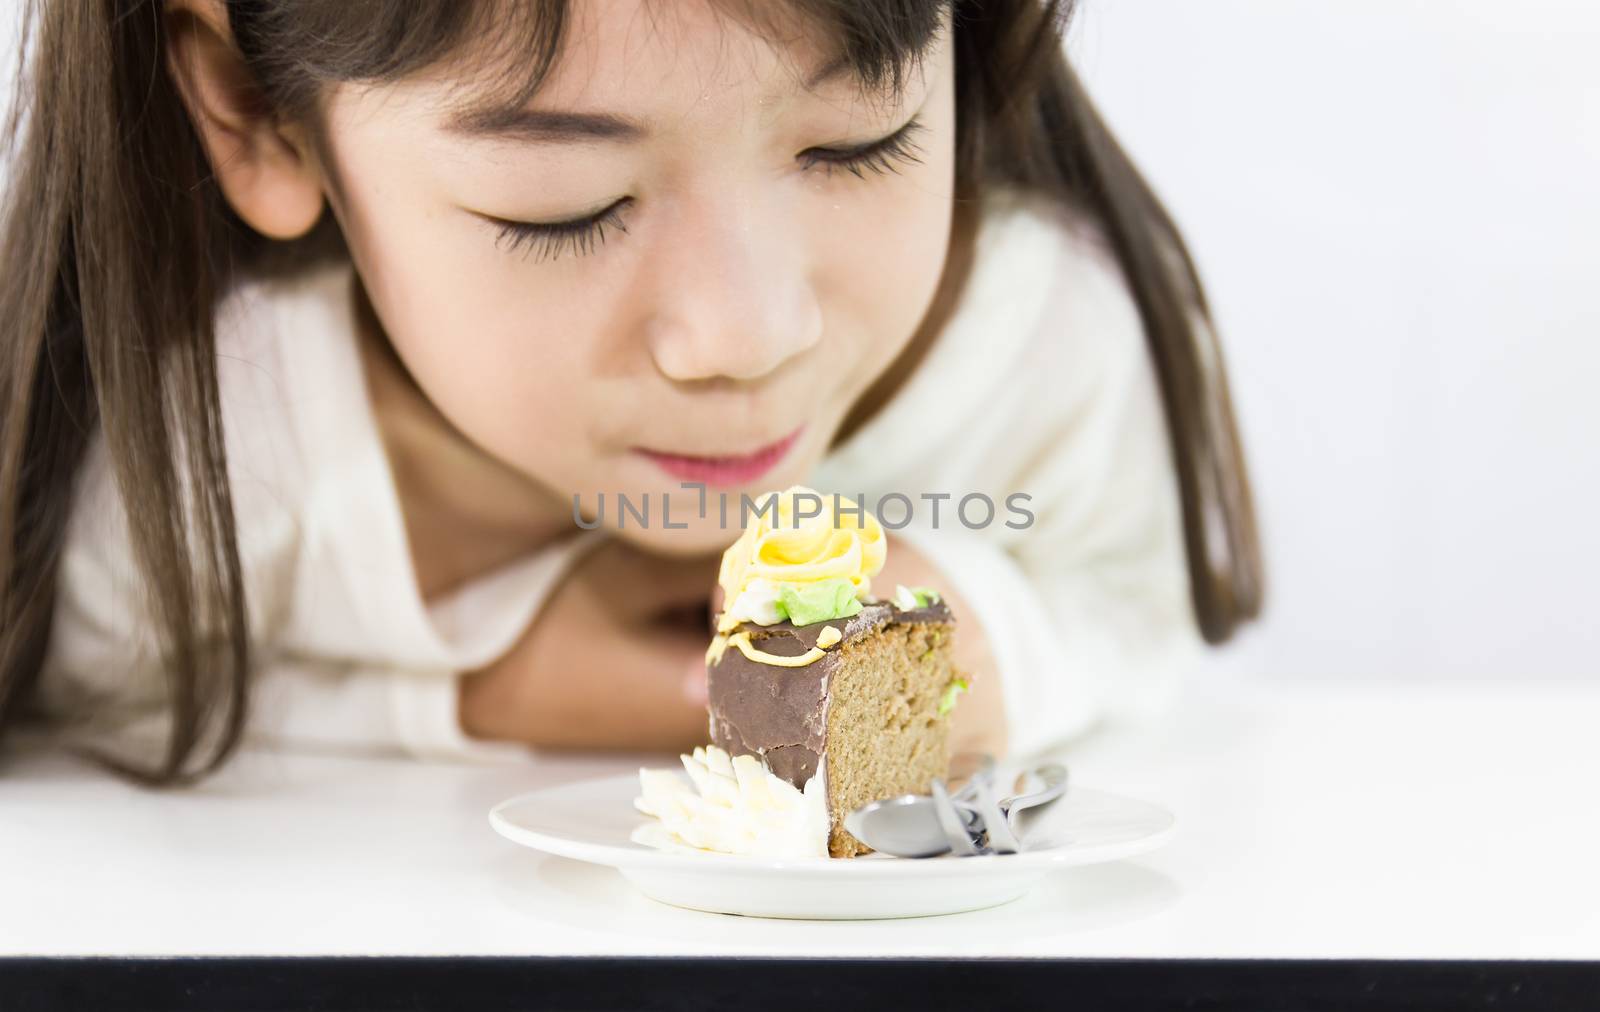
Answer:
[{"xmin": 164, "ymin": 0, "xmax": 325, "ymax": 240}]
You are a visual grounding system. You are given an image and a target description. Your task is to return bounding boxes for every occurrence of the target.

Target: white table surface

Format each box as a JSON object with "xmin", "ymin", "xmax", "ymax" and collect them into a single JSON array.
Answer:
[{"xmin": 3, "ymin": 674, "xmax": 1597, "ymax": 959}]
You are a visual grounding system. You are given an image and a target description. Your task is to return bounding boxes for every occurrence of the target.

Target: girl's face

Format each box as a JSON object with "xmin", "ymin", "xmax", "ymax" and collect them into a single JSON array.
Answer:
[{"xmin": 318, "ymin": 0, "xmax": 956, "ymax": 552}]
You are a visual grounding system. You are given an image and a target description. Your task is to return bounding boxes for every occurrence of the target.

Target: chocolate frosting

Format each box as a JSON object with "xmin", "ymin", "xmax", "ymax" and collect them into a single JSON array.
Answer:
[{"xmin": 706, "ymin": 600, "xmax": 953, "ymax": 790}]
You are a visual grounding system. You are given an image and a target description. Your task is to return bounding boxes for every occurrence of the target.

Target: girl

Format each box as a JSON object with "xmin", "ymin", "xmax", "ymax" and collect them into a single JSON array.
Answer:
[{"xmin": 0, "ymin": 0, "xmax": 1261, "ymax": 783}]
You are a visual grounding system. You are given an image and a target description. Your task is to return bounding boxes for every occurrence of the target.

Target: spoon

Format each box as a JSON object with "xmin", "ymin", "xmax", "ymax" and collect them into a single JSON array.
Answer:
[
  {"xmin": 842, "ymin": 753, "xmax": 993, "ymax": 858},
  {"xmin": 930, "ymin": 777, "xmax": 980, "ymax": 856},
  {"xmin": 954, "ymin": 758, "xmax": 1068, "ymax": 819},
  {"xmin": 955, "ymin": 760, "xmax": 1067, "ymax": 854},
  {"xmin": 841, "ymin": 791, "xmax": 979, "ymax": 859},
  {"xmin": 949, "ymin": 752, "xmax": 997, "ymax": 807},
  {"xmin": 844, "ymin": 761, "xmax": 1069, "ymax": 858},
  {"xmin": 1002, "ymin": 763, "xmax": 1069, "ymax": 838},
  {"xmin": 971, "ymin": 764, "xmax": 1022, "ymax": 854}
]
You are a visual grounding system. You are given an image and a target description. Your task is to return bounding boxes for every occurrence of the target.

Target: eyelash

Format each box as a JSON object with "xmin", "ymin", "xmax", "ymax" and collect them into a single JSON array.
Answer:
[
  {"xmin": 798, "ymin": 116, "xmax": 928, "ymax": 179},
  {"xmin": 490, "ymin": 115, "xmax": 926, "ymax": 263},
  {"xmin": 491, "ymin": 200, "xmax": 632, "ymax": 263}
]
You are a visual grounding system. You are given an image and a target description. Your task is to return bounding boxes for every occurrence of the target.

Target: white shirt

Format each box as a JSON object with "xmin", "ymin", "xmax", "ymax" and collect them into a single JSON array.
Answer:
[{"xmin": 36, "ymin": 187, "xmax": 1201, "ymax": 765}]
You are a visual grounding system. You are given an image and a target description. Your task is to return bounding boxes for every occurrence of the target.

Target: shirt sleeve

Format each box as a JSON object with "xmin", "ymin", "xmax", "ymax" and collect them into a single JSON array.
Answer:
[
  {"xmin": 243, "ymin": 532, "xmax": 606, "ymax": 764},
  {"xmin": 894, "ymin": 226, "xmax": 1203, "ymax": 761},
  {"xmin": 36, "ymin": 432, "xmax": 535, "ymax": 766},
  {"xmin": 244, "ymin": 656, "xmax": 531, "ymax": 764}
]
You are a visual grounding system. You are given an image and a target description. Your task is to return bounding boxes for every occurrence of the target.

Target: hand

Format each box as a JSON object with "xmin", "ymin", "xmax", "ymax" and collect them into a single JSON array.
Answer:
[
  {"xmin": 457, "ymin": 538, "xmax": 720, "ymax": 752},
  {"xmin": 875, "ymin": 533, "xmax": 1011, "ymax": 760}
]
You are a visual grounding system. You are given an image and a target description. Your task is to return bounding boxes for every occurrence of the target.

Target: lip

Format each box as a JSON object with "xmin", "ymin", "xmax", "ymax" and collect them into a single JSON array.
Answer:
[{"xmin": 635, "ymin": 426, "xmax": 804, "ymax": 488}]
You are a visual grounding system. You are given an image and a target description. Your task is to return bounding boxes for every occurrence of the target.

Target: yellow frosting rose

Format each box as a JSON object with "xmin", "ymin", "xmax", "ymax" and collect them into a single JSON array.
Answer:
[{"xmin": 717, "ymin": 486, "xmax": 886, "ymax": 629}]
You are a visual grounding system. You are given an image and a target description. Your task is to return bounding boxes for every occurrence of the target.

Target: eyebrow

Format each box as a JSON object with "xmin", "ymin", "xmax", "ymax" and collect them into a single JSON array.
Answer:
[
  {"xmin": 443, "ymin": 106, "xmax": 646, "ymax": 144},
  {"xmin": 443, "ymin": 54, "xmax": 860, "ymax": 145}
]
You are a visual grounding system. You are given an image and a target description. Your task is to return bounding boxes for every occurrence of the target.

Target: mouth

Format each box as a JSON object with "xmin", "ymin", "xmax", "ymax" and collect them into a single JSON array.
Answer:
[{"xmin": 634, "ymin": 426, "xmax": 804, "ymax": 488}]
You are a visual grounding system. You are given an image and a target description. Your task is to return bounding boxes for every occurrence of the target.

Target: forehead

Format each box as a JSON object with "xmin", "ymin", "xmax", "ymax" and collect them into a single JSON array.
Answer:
[{"xmin": 429, "ymin": 0, "xmax": 933, "ymax": 126}]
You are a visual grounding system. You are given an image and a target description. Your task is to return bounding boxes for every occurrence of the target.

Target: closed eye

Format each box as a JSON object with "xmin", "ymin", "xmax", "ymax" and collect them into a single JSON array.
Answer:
[
  {"xmin": 482, "ymin": 197, "xmax": 633, "ymax": 263},
  {"xmin": 478, "ymin": 115, "xmax": 926, "ymax": 263},
  {"xmin": 798, "ymin": 115, "xmax": 927, "ymax": 178}
]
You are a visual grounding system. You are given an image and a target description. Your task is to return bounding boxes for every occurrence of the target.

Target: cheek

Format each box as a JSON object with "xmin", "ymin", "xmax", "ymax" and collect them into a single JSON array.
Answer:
[
  {"xmin": 334, "ymin": 173, "xmax": 610, "ymax": 482},
  {"xmin": 812, "ymin": 140, "xmax": 956, "ymax": 386}
]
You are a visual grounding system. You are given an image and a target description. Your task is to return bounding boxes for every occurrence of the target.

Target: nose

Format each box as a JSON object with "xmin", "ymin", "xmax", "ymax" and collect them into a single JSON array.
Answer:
[{"xmin": 644, "ymin": 192, "xmax": 823, "ymax": 384}]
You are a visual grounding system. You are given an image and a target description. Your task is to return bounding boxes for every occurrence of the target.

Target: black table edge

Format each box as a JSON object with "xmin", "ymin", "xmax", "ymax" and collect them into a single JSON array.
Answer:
[{"xmin": 3, "ymin": 956, "xmax": 1597, "ymax": 1011}]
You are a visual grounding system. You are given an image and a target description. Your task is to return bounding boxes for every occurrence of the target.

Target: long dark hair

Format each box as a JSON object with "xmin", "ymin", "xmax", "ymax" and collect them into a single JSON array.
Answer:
[{"xmin": 0, "ymin": 0, "xmax": 1262, "ymax": 783}]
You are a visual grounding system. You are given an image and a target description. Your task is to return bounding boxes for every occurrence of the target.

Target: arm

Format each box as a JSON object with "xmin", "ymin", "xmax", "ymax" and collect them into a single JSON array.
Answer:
[
  {"xmin": 456, "ymin": 539, "xmax": 720, "ymax": 754},
  {"xmin": 46, "ymin": 480, "xmax": 716, "ymax": 762}
]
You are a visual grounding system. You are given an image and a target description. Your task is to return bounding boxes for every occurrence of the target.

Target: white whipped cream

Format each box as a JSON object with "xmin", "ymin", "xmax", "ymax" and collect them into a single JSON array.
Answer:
[
  {"xmin": 723, "ymin": 577, "xmax": 784, "ymax": 627},
  {"xmin": 633, "ymin": 744, "xmax": 828, "ymax": 859}
]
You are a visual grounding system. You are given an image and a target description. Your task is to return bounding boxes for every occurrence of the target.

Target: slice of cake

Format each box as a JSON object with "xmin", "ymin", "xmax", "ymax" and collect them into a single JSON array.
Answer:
[
  {"xmin": 634, "ymin": 486, "xmax": 969, "ymax": 859},
  {"xmin": 707, "ymin": 594, "xmax": 961, "ymax": 857}
]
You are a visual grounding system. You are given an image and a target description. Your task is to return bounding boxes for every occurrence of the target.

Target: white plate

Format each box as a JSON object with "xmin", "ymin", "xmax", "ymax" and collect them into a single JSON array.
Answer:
[{"xmin": 488, "ymin": 773, "xmax": 1175, "ymax": 919}]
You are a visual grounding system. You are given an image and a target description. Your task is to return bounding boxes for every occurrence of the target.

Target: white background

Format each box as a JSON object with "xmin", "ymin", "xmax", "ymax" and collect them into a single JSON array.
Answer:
[
  {"xmin": 5, "ymin": 2, "xmax": 1597, "ymax": 682},
  {"xmin": 1073, "ymin": 1, "xmax": 1600, "ymax": 681}
]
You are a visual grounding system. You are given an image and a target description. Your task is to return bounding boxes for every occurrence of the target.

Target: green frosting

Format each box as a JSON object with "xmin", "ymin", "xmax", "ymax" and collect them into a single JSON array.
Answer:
[
  {"xmin": 776, "ymin": 577, "xmax": 863, "ymax": 626},
  {"xmin": 937, "ymin": 677, "xmax": 970, "ymax": 716}
]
